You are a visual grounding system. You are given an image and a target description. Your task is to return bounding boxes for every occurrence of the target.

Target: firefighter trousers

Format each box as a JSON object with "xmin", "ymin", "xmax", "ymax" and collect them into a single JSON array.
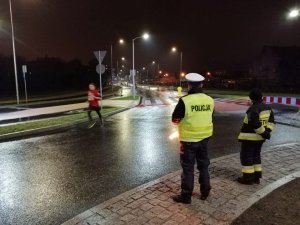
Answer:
[{"xmin": 240, "ymin": 141, "xmax": 264, "ymax": 181}]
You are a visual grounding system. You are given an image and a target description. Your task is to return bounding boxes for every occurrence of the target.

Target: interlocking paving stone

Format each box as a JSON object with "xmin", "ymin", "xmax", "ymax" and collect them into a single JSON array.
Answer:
[{"xmin": 62, "ymin": 143, "xmax": 300, "ymax": 225}]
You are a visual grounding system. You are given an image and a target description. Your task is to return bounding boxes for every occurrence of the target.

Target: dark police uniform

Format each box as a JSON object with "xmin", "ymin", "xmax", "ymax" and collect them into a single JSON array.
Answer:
[
  {"xmin": 172, "ymin": 74, "xmax": 214, "ymax": 203},
  {"xmin": 237, "ymin": 89, "xmax": 275, "ymax": 184}
]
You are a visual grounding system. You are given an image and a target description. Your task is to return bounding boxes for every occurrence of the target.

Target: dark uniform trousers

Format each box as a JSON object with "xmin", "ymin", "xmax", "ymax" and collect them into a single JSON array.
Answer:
[
  {"xmin": 180, "ymin": 138, "xmax": 211, "ymax": 199},
  {"xmin": 240, "ymin": 141, "xmax": 263, "ymax": 181},
  {"xmin": 87, "ymin": 106, "xmax": 102, "ymax": 122}
]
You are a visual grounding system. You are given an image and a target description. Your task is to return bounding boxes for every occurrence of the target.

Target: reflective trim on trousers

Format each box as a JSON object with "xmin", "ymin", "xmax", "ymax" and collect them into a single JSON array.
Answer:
[
  {"xmin": 242, "ymin": 166, "xmax": 254, "ymax": 173},
  {"xmin": 254, "ymin": 164, "xmax": 262, "ymax": 172}
]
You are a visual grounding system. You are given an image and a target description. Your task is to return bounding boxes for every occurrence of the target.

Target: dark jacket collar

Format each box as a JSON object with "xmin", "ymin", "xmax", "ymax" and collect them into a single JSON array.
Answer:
[
  {"xmin": 252, "ymin": 99, "xmax": 263, "ymax": 104},
  {"xmin": 188, "ymin": 87, "xmax": 203, "ymax": 94}
]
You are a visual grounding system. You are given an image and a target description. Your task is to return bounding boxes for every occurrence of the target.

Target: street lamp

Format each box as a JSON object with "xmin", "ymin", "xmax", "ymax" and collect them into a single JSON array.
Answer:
[
  {"xmin": 149, "ymin": 60, "xmax": 156, "ymax": 84},
  {"xmin": 117, "ymin": 57, "xmax": 128, "ymax": 85},
  {"xmin": 111, "ymin": 38, "xmax": 124, "ymax": 91},
  {"xmin": 171, "ymin": 46, "xmax": 183, "ymax": 87},
  {"xmin": 141, "ymin": 66, "xmax": 149, "ymax": 86},
  {"xmin": 9, "ymin": 0, "xmax": 19, "ymax": 104},
  {"xmin": 287, "ymin": 8, "xmax": 299, "ymax": 19},
  {"xmin": 132, "ymin": 32, "xmax": 149, "ymax": 99}
]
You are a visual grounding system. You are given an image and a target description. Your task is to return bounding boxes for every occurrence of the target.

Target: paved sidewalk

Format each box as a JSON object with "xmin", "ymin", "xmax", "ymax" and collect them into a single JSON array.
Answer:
[
  {"xmin": 62, "ymin": 143, "xmax": 300, "ymax": 225},
  {"xmin": 0, "ymin": 99, "xmax": 139, "ymax": 122}
]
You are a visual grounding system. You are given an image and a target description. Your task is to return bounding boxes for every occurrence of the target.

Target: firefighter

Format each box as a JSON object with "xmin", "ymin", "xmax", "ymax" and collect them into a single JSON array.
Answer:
[
  {"xmin": 237, "ymin": 88, "xmax": 275, "ymax": 185},
  {"xmin": 172, "ymin": 73, "xmax": 214, "ymax": 204}
]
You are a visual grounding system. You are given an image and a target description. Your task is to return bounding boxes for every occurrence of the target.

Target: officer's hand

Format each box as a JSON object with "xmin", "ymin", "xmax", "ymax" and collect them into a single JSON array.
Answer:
[{"xmin": 261, "ymin": 131, "xmax": 270, "ymax": 140}]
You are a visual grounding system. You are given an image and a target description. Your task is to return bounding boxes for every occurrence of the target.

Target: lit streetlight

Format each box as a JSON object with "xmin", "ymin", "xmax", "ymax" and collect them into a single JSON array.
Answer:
[
  {"xmin": 171, "ymin": 46, "xmax": 183, "ymax": 87},
  {"xmin": 110, "ymin": 38, "xmax": 124, "ymax": 90},
  {"xmin": 149, "ymin": 60, "xmax": 157, "ymax": 84},
  {"xmin": 8, "ymin": 0, "xmax": 19, "ymax": 104},
  {"xmin": 141, "ymin": 66, "xmax": 149, "ymax": 86},
  {"xmin": 132, "ymin": 32, "xmax": 150, "ymax": 98},
  {"xmin": 287, "ymin": 8, "xmax": 299, "ymax": 19}
]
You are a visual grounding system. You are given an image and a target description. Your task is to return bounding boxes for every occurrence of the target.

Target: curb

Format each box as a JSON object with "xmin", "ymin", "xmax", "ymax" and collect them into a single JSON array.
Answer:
[
  {"xmin": 236, "ymin": 170, "xmax": 300, "ymax": 216},
  {"xmin": 0, "ymin": 107, "xmax": 130, "ymax": 143},
  {"xmin": 61, "ymin": 143, "xmax": 300, "ymax": 225}
]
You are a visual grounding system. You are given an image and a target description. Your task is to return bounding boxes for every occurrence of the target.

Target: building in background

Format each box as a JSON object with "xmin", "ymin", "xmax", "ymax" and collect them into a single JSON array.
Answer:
[{"xmin": 250, "ymin": 46, "xmax": 300, "ymax": 91}]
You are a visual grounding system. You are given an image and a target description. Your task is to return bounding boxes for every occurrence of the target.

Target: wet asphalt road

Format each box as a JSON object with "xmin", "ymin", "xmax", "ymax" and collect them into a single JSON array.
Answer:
[{"xmin": 0, "ymin": 90, "xmax": 299, "ymax": 225}]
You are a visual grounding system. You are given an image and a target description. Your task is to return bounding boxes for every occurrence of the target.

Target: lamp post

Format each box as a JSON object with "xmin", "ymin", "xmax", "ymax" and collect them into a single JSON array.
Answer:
[
  {"xmin": 110, "ymin": 44, "xmax": 113, "ymax": 91},
  {"xmin": 110, "ymin": 39, "xmax": 124, "ymax": 91},
  {"xmin": 171, "ymin": 47, "xmax": 183, "ymax": 87},
  {"xmin": 151, "ymin": 60, "xmax": 156, "ymax": 84},
  {"xmin": 9, "ymin": 0, "xmax": 19, "ymax": 104},
  {"xmin": 142, "ymin": 66, "xmax": 149, "ymax": 86},
  {"xmin": 132, "ymin": 32, "xmax": 149, "ymax": 99},
  {"xmin": 117, "ymin": 57, "xmax": 127, "ymax": 85}
]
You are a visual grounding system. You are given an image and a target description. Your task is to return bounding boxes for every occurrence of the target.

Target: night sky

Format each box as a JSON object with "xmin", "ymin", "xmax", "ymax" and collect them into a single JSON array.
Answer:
[{"xmin": 0, "ymin": 0, "xmax": 299, "ymax": 72}]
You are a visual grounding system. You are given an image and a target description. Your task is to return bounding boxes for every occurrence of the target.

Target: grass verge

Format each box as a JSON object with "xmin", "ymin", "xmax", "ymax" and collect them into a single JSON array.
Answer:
[{"xmin": 0, "ymin": 107, "xmax": 122, "ymax": 135}]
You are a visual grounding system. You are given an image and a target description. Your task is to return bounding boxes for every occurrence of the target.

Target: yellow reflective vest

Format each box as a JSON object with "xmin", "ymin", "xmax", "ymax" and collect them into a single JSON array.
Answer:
[{"xmin": 179, "ymin": 93, "xmax": 214, "ymax": 142}]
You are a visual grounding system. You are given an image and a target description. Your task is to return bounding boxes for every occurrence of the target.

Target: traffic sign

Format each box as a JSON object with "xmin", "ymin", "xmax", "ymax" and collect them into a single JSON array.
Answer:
[
  {"xmin": 130, "ymin": 69, "xmax": 136, "ymax": 76},
  {"xmin": 96, "ymin": 64, "xmax": 106, "ymax": 74},
  {"xmin": 94, "ymin": 51, "xmax": 107, "ymax": 63}
]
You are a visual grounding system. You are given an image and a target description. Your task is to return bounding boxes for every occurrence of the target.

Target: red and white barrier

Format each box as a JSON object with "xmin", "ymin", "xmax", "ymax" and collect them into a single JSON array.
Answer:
[{"xmin": 263, "ymin": 96, "xmax": 300, "ymax": 106}]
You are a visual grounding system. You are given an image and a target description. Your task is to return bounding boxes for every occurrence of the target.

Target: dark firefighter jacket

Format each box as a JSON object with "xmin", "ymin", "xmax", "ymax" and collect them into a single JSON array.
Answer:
[{"xmin": 238, "ymin": 101, "xmax": 275, "ymax": 141}]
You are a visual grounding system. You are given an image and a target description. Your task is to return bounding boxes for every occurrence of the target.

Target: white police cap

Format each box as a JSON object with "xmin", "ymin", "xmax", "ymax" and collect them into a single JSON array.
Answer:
[{"xmin": 185, "ymin": 73, "xmax": 205, "ymax": 82}]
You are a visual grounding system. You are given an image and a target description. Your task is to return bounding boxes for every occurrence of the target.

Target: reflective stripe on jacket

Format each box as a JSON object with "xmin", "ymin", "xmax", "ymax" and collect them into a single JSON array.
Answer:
[
  {"xmin": 238, "ymin": 102, "xmax": 275, "ymax": 141},
  {"xmin": 179, "ymin": 93, "xmax": 214, "ymax": 142}
]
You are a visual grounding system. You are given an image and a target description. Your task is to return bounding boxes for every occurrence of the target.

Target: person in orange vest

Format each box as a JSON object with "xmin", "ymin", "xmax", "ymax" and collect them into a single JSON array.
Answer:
[
  {"xmin": 237, "ymin": 88, "xmax": 275, "ymax": 184},
  {"xmin": 172, "ymin": 73, "xmax": 214, "ymax": 204},
  {"xmin": 87, "ymin": 83, "xmax": 103, "ymax": 128}
]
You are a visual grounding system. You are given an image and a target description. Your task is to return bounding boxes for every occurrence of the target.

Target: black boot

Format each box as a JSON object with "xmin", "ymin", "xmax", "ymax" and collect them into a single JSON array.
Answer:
[
  {"xmin": 254, "ymin": 171, "xmax": 262, "ymax": 184},
  {"xmin": 237, "ymin": 172, "xmax": 255, "ymax": 185},
  {"xmin": 236, "ymin": 177, "xmax": 254, "ymax": 185},
  {"xmin": 200, "ymin": 187, "xmax": 211, "ymax": 200},
  {"xmin": 172, "ymin": 195, "xmax": 191, "ymax": 204},
  {"xmin": 200, "ymin": 192, "xmax": 209, "ymax": 200}
]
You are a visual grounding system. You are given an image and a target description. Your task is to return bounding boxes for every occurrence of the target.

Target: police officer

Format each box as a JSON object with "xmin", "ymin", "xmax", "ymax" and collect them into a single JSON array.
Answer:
[
  {"xmin": 172, "ymin": 73, "xmax": 214, "ymax": 204},
  {"xmin": 237, "ymin": 88, "xmax": 275, "ymax": 185}
]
